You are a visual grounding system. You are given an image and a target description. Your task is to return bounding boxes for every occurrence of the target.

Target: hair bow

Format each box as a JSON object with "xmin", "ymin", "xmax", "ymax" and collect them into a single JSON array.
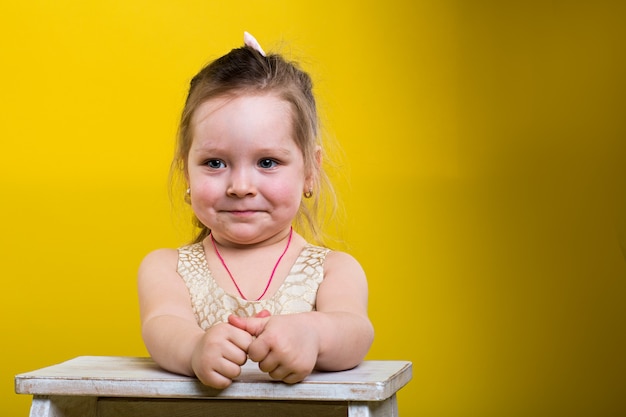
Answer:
[{"xmin": 244, "ymin": 31, "xmax": 266, "ymax": 57}]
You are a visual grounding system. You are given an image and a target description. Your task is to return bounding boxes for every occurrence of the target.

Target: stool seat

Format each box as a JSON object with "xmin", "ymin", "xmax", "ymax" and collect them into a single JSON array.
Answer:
[{"xmin": 16, "ymin": 356, "xmax": 412, "ymax": 416}]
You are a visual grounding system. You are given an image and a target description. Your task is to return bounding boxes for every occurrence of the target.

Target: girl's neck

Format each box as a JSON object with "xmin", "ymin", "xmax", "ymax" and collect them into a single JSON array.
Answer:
[
  {"xmin": 207, "ymin": 227, "xmax": 295, "ymax": 251},
  {"xmin": 209, "ymin": 227, "xmax": 294, "ymax": 300}
]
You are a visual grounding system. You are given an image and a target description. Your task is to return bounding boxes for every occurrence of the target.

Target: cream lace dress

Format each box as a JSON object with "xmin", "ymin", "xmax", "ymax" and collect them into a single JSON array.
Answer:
[{"xmin": 177, "ymin": 242, "xmax": 330, "ymax": 330}]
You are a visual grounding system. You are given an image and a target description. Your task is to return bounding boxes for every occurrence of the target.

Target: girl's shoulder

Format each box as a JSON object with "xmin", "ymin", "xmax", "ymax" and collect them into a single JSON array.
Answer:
[
  {"xmin": 323, "ymin": 249, "xmax": 366, "ymax": 278},
  {"xmin": 138, "ymin": 248, "xmax": 179, "ymax": 278}
]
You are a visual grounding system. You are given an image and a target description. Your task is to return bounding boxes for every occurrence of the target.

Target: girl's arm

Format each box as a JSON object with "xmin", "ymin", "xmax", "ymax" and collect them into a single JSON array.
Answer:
[
  {"xmin": 138, "ymin": 249, "xmax": 253, "ymax": 388},
  {"xmin": 229, "ymin": 250, "xmax": 374, "ymax": 383},
  {"xmin": 308, "ymin": 250, "xmax": 374, "ymax": 369}
]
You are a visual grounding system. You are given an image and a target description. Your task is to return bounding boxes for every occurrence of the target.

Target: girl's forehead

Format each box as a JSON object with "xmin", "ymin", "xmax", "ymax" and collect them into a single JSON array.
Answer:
[
  {"xmin": 192, "ymin": 93, "xmax": 292, "ymax": 125},
  {"xmin": 190, "ymin": 94, "xmax": 300, "ymax": 152}
]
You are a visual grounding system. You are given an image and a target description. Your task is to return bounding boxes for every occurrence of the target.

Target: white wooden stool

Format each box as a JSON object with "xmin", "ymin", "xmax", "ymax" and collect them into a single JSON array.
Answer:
[{"xmin": 15, "ymin": 356, "xmax": 412, "ymax": 417}]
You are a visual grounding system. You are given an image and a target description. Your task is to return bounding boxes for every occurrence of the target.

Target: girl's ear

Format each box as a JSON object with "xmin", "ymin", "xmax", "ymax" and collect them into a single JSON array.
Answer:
[
  {"xmin": 304, "ymin": 146, "xmax": 322, "ymax": 191},
  {"xmin": 184, "ymin": 162, "xmax": 190, "ymax": 182},
  {"xmin": 314, "ymin": 145, "xmax": 322, "ymax": 167}
]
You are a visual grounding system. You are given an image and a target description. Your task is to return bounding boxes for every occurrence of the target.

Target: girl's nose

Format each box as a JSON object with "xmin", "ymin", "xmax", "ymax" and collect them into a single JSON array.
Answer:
[{"xmin": 226, "ymin": 169, "xmax": 257, "ymax": 197}]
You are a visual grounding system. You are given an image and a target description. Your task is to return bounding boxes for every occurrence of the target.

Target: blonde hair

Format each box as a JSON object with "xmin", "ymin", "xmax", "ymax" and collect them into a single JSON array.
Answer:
[{"xmin": 171, "ymin": 44, "xmax": 335, "ymax": 244}]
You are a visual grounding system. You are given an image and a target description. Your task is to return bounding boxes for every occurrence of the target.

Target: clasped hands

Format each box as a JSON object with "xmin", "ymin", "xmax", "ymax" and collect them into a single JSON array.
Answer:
[{"xmin": 190, "ymin": 310, "xmax": 320, "ymax": 389}]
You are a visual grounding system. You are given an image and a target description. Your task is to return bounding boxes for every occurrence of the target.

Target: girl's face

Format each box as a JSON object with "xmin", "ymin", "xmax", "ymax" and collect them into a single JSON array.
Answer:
[{"xmin": 187, "ymin": 94, "xmax": 309, "ymax": 247}]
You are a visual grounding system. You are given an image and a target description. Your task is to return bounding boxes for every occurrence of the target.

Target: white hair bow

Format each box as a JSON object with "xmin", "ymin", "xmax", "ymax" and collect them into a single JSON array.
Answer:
[{"xmin": 244, "ymin": 31, "xmax": 266, "ymax": 57}]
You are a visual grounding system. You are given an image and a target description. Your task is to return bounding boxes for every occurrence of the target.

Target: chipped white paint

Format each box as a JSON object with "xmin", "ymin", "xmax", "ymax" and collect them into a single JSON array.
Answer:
[{"xmin": 16, "ymin": 356, "xmax": 411, "ymax": 417}]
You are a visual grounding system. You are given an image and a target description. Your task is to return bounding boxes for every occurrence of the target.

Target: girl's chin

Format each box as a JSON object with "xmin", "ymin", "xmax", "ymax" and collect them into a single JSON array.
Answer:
[{"xmin": 209, "ymin": 226, "xmax": 291, "ymax": 246}]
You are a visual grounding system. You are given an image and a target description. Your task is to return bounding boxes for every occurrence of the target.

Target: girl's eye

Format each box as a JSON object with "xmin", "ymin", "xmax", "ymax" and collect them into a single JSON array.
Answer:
[
  {"xmin": 258, "ymin": 159, "xmax": 278, "ymax": 169},
  {"xmin": 206, "ymin": 159, "xmax": 226, "ymax": 169}
]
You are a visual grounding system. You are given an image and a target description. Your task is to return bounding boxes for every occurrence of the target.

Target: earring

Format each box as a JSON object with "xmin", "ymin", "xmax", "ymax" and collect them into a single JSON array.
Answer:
[
  {"xmin": 303, "ymin": 188, "xmax": 313, "ymax": 198},
  {"xmin": 184, "ymin": 188, "xmax": 191, "ymax": 204}
]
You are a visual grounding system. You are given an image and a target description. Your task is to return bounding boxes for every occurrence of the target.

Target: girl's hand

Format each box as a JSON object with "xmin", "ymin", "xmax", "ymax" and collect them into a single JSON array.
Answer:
[
  {"xmin": 190, "ymin": 322, "xmax": 254, "ymax": 389},
  {"xmin": 228, "ymin": 313, "xmax": 320, "ymax": 384}
]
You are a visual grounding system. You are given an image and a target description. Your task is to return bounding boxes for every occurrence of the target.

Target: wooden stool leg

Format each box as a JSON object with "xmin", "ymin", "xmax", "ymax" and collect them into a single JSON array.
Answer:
[
  {"xmin": 29, "ymin": 396, "xmax": 52, "ymax": 417},
  {"xmin": 29, "ymin": 395, "xmax": 97, "ymax": 417},
  {"xmin": 347, "ymin": 395, "xmax": 399, "ymax": 417}
]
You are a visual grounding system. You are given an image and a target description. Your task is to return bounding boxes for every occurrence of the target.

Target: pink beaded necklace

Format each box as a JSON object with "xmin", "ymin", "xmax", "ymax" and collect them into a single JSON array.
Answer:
[{"xmin": 209, "ymin": 227, "xmax": 293, "ymax": 301}]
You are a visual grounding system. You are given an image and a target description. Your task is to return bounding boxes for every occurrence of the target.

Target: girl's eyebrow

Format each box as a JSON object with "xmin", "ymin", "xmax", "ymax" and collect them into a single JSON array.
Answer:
[
  {"xmin": 256, "ymin": 146, "xmax": 292, "ymax": 156},
  {"xmin": 191, "ymin": 145, "xmax": 293, "ymax": 156},
  {"xmin": 190, "ymin": 145, "xmax": 221, "ymax": 153}
]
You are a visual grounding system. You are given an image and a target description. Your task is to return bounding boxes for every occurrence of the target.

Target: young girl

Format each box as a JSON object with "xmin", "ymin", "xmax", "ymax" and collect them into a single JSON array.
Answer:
[{"xmin": 138, "ymin": 32, "xmax": 374, "ymax": 389}]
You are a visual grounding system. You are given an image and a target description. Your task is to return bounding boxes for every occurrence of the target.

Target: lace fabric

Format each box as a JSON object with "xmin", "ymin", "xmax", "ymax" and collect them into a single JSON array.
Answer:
[{"xmin": 177, "ymin": 243, "xmax": 330, "ymax": 330}]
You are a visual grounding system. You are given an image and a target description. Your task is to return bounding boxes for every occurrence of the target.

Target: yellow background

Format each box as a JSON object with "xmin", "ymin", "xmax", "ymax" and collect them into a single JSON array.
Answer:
[{"xmin": 2, "ymin": 1, "xmax": 625, "ymax": 415}]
